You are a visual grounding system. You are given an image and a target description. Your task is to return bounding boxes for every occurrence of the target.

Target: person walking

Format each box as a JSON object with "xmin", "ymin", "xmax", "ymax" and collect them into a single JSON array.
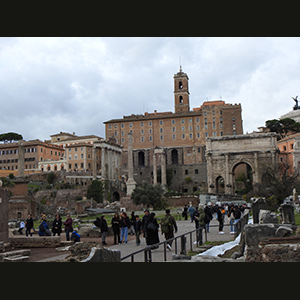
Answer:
[
  {"xmin": 217, "ymin": 206, "xmax": 225, "ymax": 234},
  {"xmin": 204, "ymin": 204, "xmax": 213, "ymax": 233},
  {"xmin": 64, "ymin": 214, "xmax": 73, "ymax": 241},
  {"xmin": 141, "ymin": 209, "xmax": 151, "ymax": 241},
  {"xmin": 133, "ymin": 215, "xmax": 142, "ymax": 246},
  {"xmin": 25, "ymin": 214, "xmax": 34, "ymax": 237},
  {"xmin": 188, "ymin": 205, "xmax": 195, "ymax": 223},
  {"xmin": 111, "ymin": 213, "xmax": 120, "ymax": 244},
  {"xmin": 99, "ymin": 216, "xmax": 108, "ymax": 246},
  {"xmin": 52, "ymin": 214, "xmax": 62, "ymax": 236},
  {"xmin": 160, "ymin": 209, "xmax": 178, "ymax": 251},
  {"xmin": 146, "ymin": 212, "xmax": 160, "ymax": 248},
  {"xmin": 194, "ymin": 205, "xmax": 205, "ymax": 245},
  {"xmin": 119, "ymin": 212, "xmax": 130, "ymax": 244},
  {"xmin": 182, "ymin": 205, "xmax": 188, "ymax": 220}
]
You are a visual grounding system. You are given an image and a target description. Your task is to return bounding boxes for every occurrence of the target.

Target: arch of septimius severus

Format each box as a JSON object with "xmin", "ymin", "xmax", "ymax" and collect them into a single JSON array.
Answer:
[{"xmin": 205, "ymin": 133, "xmax": 279, "ymax": 194}]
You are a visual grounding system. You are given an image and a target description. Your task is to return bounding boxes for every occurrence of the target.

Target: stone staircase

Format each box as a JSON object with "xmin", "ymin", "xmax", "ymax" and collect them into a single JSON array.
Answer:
[{"xmin": 0, "ymin": 249, "xmax": 31, "ymax": 262}]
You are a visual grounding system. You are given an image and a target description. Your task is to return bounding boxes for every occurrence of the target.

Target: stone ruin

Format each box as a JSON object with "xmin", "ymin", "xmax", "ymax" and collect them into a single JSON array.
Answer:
[{"xmin": 239, "ymin": 198, "xmax": 300, "ymax": 262}]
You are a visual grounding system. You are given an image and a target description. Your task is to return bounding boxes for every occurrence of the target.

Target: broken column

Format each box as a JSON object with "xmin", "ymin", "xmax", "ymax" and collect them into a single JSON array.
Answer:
[
  {"xmin": 126, "ymin": 133, "xmax": 136, "ymax": 196},
  {"xmin": 0, "ymin": 189, "xmax": 10, "ymax": 243}
]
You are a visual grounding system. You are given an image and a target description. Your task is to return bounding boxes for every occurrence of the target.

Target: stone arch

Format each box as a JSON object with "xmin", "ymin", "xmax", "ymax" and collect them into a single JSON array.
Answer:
[
  {"xmin": 216, "ymin": 175, "xmax": 225, "ymax": 193},
  {"xmin": 171, "ymin": 149, "xmax": 178, "ymax": 164},
  {"xmin": 231, "ymin": 161, "xmax": 253, "ymax": 194}
]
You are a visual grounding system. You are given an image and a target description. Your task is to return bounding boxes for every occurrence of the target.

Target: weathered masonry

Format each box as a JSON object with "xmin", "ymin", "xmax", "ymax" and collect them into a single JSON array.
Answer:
[{"xmin": 206, "ymin": 133, "xmax": 278, "ymax": 194}]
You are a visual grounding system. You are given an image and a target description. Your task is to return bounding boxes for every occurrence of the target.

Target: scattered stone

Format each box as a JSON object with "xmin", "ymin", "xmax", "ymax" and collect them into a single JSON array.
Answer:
[
  {"xmin": 259, "ymin": 210, "xmax": 278, "ymax": 224},
  {"xmin": 172, "ymin": 254, "xmax": 191, "ymax": 260},
  {"xmin": 275, "ymin": 226, "xmax": 293, "ymax": 237}
]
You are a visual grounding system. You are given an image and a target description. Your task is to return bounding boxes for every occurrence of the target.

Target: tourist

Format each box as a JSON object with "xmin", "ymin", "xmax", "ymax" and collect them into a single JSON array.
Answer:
[
  {"xmin": 228, "ymin": 205, "xmax": 235, "ymax": 234},
  {"xmin": 25, "ymin": 214, "xmax": 34, "ymax": 237},
  {"xmin": 119, "ymin": 212, "xmax": 130, "ymax": 244},
  {"xmin": 204, "ymin": 204, "xmax": 213, "ymax": 233},
  {"xmin": 133, "ymin": 215, "xmax": 142, "ymax": 246},
  {"xmin": 233, "ymin": 206, "xmax": 241, "ymax": 234},
  {"xmin": 141, "ymin": 209, "xmax": 151, "ymax": 240},
  {"xmin": 70, "ymin": 229, "xmax": 81, "ymax": 243},
  {"xmin": 188, "ymin": 205, "xmax": 195, "ymax": 222},
  {"xmin": 217, "ymin": 205, "xmax": 225, "ymax": 234},
  {"xmin": 160, "ymin": 209, "xmax": 178, "ymax": 251},
  {"xmin": 18, "ymin": 220, "xmax": 25, "ymax": 235},
  {"xmin": 129, "ymin": 211, "xmax": 135, "ymax": 235},
  {"xmin": 146, "ymin": 212, "xmax": 159, "ymax": 248},
  {"xmin": 99, "ymin": 216, "xmax": 108, "ymax": 246},
  {"xmin": 111, "ymin": 213, "xmax": 120, "ymax": 244},
  {"xmin": 39, "ymin": 218, "xmax": 51, "ymax": 236},
  {"xmin": 182, "ymin": 205, "xmax": 188, "ymax": 220},
  {"xmin": 64, "ymin": 214, "xmax": 73, "ymax": 241},
  {"xmin": 52, "ymin": 214, "xmax": 62, "ymax": 236},
  {"xmin": 194, "ymin": 205, "xmax": 205, "ymax": 244}
]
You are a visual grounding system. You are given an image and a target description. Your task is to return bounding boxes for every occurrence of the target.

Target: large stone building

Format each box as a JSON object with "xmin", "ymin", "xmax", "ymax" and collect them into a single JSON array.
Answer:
[{"xmin": 104, "ymin": 67, "xmax": 243, "ymax": 193}]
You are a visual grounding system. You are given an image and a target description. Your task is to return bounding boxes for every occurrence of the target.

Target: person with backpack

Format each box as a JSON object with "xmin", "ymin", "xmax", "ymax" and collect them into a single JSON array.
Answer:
[
  {"xmin": 70, "ymin": 229, "xmax": 81, "ymax": 243},
  {"xmin": 99, "ymin": 216, "xmax": 108, "ymax": 246},
  {"xmin": 160, "ymin": 209, "xmax": 178, "ymax": 251},
  {"xmin": 38, "ymin": 218, "xmax": 51, "ymax": 236},
  {"xmin": 193, "ymin": 205, "xmax": 205, "ymax": 245}
]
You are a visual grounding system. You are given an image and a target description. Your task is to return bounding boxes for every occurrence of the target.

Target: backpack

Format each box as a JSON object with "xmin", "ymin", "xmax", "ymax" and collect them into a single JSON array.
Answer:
[
  {"xmin": 39, "ymin": 222, "xmax": 45, "ymax": 232},
  {"xmin": 160, "ymin": 216, "xmax": 172, "ymax": 234}
]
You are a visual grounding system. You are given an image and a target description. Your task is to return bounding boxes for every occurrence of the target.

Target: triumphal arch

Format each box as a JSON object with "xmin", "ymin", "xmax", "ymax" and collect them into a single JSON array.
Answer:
[{"xmin": 206, "ymin": 133, "xmax": 278, "ymax": 194}]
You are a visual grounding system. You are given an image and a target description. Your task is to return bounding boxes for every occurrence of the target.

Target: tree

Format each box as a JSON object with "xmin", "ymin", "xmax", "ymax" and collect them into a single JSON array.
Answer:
[
  {"xmin": 87, "ymin": 180, "xmax": 103, "ymax": 203},
  {"xmin": 46, "ymin": 172, "xmax": 56, "ymax": 185},
  {"xmin": 131, "ymin": 182, "xmax": 166, "ymax": 210},
  {"xmin": 0, "ymin": 132, "xmax": 23, "ymax": 143},
  {"xmin": 265, "ymin": 118, "xmax": 300, "ymax": 139}
]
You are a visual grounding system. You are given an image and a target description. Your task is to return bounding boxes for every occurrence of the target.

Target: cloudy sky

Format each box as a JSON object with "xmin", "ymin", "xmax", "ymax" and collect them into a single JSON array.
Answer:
[{"xmin": 0, "ymin": 37, "xmax": 299, "ymax": 141}]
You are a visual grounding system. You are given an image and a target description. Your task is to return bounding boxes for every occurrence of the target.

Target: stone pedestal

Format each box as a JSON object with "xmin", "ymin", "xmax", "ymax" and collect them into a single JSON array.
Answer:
[{"xmin": 280, "ymin": 203, "xmax": 295, "ymax": 225}]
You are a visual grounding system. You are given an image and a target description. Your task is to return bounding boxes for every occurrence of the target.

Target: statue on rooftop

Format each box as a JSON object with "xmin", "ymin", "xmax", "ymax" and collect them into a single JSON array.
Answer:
[{"xmin": 292, "ymin": 95, "xmax": 299, "ymax": 110}]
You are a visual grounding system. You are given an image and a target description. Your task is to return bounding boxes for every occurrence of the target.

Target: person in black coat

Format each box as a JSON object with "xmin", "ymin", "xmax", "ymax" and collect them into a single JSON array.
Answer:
[
  {"xmin": 52, "ymin": 214, "xmax": 62, "ymax": 236},
  {"xmin": 99, "ymin": 216, "xmax": 108, "ymax": 245},
  {"xmin": 146, "ymin": 212, "xmax": 159, "ymax": 248},
  {"xmin": 133, "ymin": 215, "xmax": 142, "ymax": 246},
  {"xmin": 25, "ymin": 214, "xmax": 34, "ymax": 237},
  {"xmin": 111, "ymin": 213, "xmax": 120, "ymax": 244}
]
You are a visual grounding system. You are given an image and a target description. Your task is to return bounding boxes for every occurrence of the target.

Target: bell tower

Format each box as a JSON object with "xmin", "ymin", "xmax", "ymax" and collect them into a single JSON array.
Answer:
[{"xmin": 174, "ymin": 66, "xmax": 190, "ymax": 113}]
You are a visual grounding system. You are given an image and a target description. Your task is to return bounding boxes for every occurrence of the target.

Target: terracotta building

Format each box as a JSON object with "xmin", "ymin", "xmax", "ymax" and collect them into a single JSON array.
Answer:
[
  {"xmin": 0, "ymin": 140, "xmax": 65, "ymax": 177},
  {"xmin": 277, "ymin": 133, "xmax": 300, "ymax": 177},
  {"xmin": 104, "ymin": 67, "xmax": 243, "ymax": 193}
]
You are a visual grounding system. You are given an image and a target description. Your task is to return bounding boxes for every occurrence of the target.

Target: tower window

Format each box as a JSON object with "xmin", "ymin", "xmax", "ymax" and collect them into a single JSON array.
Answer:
[
  {"xmin": 179, "ymin": 95, "xmax": 183, "ymax": 103},
  {"xmin": 179, "ymin": 81, "xmax": 183, "ymax": 90}
]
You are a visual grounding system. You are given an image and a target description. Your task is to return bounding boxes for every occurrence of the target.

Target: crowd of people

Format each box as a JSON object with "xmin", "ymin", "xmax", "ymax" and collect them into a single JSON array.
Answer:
[
  {"xmin": 18, "ymin": 202, "xmax": 246, "ymax": 249},
  {"xmin": 183, "ymin": 202, "xmax": 247, "ymax": 234}
]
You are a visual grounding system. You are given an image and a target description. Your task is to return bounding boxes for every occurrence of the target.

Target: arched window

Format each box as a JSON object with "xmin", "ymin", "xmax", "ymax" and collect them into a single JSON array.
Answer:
[
  {"xmin": 179, "ymin": 81, "xmax": 183, "ymax": 90},
  {"xmin": 171, "ymin": 149, "xmax": 178, "ymax": 164},
  {"xmin": 179, "ymin": 95, "xmax": 183, "ymax": 103}
]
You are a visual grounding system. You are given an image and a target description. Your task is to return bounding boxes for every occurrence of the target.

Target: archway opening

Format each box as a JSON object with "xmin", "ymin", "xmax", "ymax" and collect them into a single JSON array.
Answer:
[
  {"xmin": 171, "ymin": 149, "xmax": 178, "ymax": 164},
  {"xmin": 138, "ymin": 151, "xmax": 145, "ymax": 166},
  {"xmin": 216, "ymin": 176, "xmax": 225, "ymax": 194},
  {"xmin": 112, "ymin": 191, "xmax": 120, "ymax": 201},
  {"xmin": 232, "ymin": 162, "xmax": 253, "ymax": 195}
]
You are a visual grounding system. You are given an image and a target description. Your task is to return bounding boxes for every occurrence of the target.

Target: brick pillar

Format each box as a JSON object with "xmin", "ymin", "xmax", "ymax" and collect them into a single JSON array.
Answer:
[{"xmin": 0, "ymin": 189, "xmax": 9, "ymax": 242}]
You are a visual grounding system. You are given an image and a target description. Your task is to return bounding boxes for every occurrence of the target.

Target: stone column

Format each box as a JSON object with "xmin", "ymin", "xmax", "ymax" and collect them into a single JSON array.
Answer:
[
  {"xmin": 126, "ymin": 133, "xmax": 136, "ymax": 196},
  {"xmin": 0, "ymin": 189, "xmax": 9, "ymax": 243},
  {"xmin": 153, "ymin": 151, "xmax": 157, "ymax": 185},
  {"xmin": 18, "ymin": 140, "xmax": 25, "ymax": 178},
  {"xmin": 280, "ymin": 203, "xmax": 295, "ymax": 224},
  {"xmin": 161, "ymin": 149, "xmax": 167, "ymax": 188},
  {"xmin": 92, "ymin": 146, "xmax": 97, "ymax": 180}
]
